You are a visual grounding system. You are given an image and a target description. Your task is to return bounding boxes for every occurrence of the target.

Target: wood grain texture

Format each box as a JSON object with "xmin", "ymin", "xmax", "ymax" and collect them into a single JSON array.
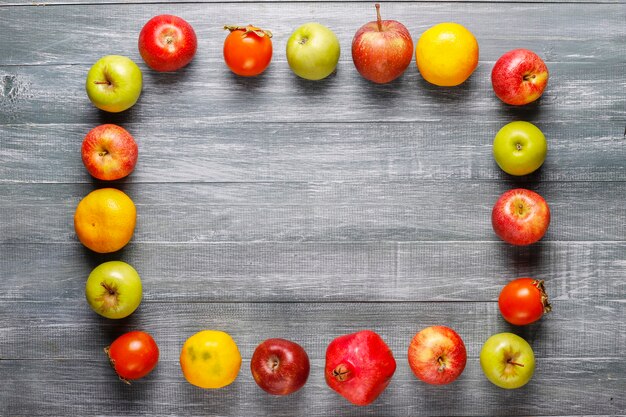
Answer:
[
  {"xmin": 0, "ymin": 1, "xmax": 625, "ymax": 416},
  {"xmin": 1, "ymin": 301, "xmax": 623, "ymax": 359},
  {"xmin": 1, "ymin": 359, "xmax": 624, "ymax": 417},
  {"xmin": 2, "ymin": 0, "xmax": 624, "ymax": 5},
  {"xmin": 1, "ymin": 241, "xmax": 624, "ymax": 302},
  {"xmin": 1, "ymin": 181, "xmax": 625, "ymax": 243},
  {"xmin": 2, "ymin": 120, "xmax": 626, "ymax": 183},
  {"xmin": 1, "ymin": 2, "xmax": 625, "ymax": 66},
  {"xmin": 1, "ymin": 61, "xmax": 625, "ymax": 125},
  {"xmin": 0, "ymin": 302, "xmax": 624, "ymax": 415}
]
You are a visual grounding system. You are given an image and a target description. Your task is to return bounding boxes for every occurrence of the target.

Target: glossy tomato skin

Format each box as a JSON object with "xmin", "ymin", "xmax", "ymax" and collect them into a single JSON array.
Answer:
[
  {"xmin": 106, "ymin": 331, "xmax": 159, "ymax": 381},
  {"xmin": 498, "ymin": 278, "xmax": 551, "ymax": 326},
  {"xmin": 223, "ymin": 26, "xmax": 273, "ymax": 76},
  {"xmin": 138, "ymin": 15, "xmax": 197, "ymax": 72}
]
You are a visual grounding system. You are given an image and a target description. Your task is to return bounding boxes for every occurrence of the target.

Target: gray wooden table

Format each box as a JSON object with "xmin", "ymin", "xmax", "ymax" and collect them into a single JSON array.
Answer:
[{"xmin": 1, "ymin": 1, "xmax": 624, "ymax": 416}]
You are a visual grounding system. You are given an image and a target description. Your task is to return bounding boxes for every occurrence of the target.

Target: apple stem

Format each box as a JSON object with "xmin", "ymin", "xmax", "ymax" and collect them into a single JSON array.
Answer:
[
  {"xmin": 508, "ymin": 360, "xmax": 525, "ymax": 367},
  {"xmin": 269, "ymin": 356, "xmax": 280, "ymax": 371},
  {"xmin": 102, "ymin": 282, "xmax": 115, "ymax": 295},
  {"xmin": 437, "ymin": 357, "xmax": 446, "ymax": 372},
  {"xmin": 332, "ymin": 364, "xmax": 352, "ymax": 382},
  {"xmin": 94, "ymin": 81, "xmax": 111, "ymax": 86},
  {"xmin": 375, "ymin": 3, "xmax": 383, "ymax": 31}
]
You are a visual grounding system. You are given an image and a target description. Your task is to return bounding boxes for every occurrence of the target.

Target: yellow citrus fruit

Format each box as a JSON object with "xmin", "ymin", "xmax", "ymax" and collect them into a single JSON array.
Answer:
[
  {"xmin": 180, "ymin": 330, "xmax": 242, "ymax": 389},
  {"xmin": 415, "ymin": 22, "xmax": 479, "ymax": 87},
  {"xmin": 74, "ymin": 188, "xmax": 136, "ymax": 253}
]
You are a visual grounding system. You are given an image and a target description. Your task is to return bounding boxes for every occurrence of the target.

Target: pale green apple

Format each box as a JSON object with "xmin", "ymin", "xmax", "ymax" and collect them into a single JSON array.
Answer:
[
  {"xmin": 86, "ymin": 55, "xmax": 143, "ymax": 113},
  {"xmin": 493, "ymin": 121, "xmax": 547, "ymax": 176},
  {"xmin": 480, "ymin": 332, "xmax": 535, "ymax": 389},
  {"xmin": 85, "ymin": 261, "xmax": 142, "ymax": 319},
  {"xmin": 286, "ymin": 23, "xmax": 340, "ymax": 81}
]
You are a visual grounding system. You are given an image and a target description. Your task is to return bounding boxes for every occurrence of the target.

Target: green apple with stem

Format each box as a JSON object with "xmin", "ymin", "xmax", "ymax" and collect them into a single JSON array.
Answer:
[
  {"xmin": 493, "ymin": 121, "xmax": 547, "ymax": 176},
  {"xmin": 286, "ymin": 23, "xmax": 340, "ymax": 81},
  {"xmin": 85, "ymin": 261, "xmax": 142, "ymax": 319},
  {"xmin": 86, "ymin": 55, "xmax": 143, "ymax": 113},
  {"xmin": 480, "ymin": 332, "xmax": 535, "ymax": 389}
]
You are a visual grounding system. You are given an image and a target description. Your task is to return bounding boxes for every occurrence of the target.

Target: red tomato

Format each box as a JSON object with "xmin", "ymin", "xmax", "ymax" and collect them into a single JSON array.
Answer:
[
  {"xmin": 498, "ymin": 278, "xmax": 551, "ymax": 325},
  {"xmin": 223, "ymin": 25, "xmax": 273, "ymax": 76},
  {"xmin": 105, "ymin": 331, "xmax": 159, "ymax": 382}
]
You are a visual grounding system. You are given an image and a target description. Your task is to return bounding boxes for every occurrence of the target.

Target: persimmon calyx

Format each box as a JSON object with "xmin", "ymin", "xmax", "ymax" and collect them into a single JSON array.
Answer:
[{"xmin": 223, "ymin": 25, "xmax": 273, "ymax": 38}]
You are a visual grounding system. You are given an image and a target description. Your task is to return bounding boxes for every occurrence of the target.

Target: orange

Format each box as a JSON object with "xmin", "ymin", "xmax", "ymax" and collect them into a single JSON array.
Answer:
[
  {"xmin": 74, "ymin": 188, "xmax": 136, "ymax": 253},
  {"xmin": 415, "ymin": 22, "xmax": 479, "ymax": 87}
]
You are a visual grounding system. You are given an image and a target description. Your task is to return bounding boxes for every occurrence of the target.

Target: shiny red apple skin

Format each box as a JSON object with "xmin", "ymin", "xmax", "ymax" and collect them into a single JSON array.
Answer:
[
  {"xmin": 407, "ymin": 326, "xmax": 467, "ymax": 385},
  {"xmin": 250, "ymin": 338, "xmax": 310, "ymax": 396},
  {"xmin": 491, "ymin": 49, "xmax": 549, "ymax": 105},
  {"xmin": 138, "ymin": 15, "xmax": 197, "ymax": 72},
  {"xmin": 325, "ymin": 330, "xmax": 396, "ymax": 406},
  {"xmin": 492, "ymin": 188, "xmax": 550, "ymax": 245},
  {"xmin": 352, "ymin": 4, "xmax": 413, "ymax": 84},
  {"xmin": 81, "ymin": 124, "xmax": 138, "ymax": 181}
]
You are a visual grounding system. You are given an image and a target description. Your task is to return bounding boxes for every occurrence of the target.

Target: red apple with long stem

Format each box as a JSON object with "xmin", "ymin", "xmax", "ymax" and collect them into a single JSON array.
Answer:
[
  {"xmin": 351, "ymin": 3, "xmax": 413, "ymax": 84},
  {"xmin": 408, "ymin": 326, "xmax": 467, "ymax": 385},
  {"xmin": 492, "ymin": 188, "xmax": 550, "ymax": 245},
  {"xmin": 325, "ymin": 330, "xmax": 396, "ymax": 406},
  {"xmin": 81, "ymin": 124, "xmax": 138, "ymax": 181},
  {"xmin": 138, "ymin": 15, "xmax": 197, "ymax": 72},
  {"xmin": 250, "ymin": 338, "xmax": 310, "ymax": 395},
  {"xmin": 491, "ymin": 49, "xmax": 549, "ymax": 105}
]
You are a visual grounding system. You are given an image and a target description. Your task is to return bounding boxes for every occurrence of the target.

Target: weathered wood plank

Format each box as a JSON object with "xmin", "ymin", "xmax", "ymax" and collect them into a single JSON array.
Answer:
[
  {"xmin": 2, "ymin": 0, "xmax": 623, "ymax": 5},
  {"xmin": 1, "ymin": 181, "xmax": 625, "ymax": 243},
  {"xmin": 0, "ymin": 301, "xmax": 623, "ymax": 359},
  {"xmin": 0, "ymin": 242, "xmax": 623, "ymax": 302},
  {"xmin": 1, "ymin": 120, "xmax": 625, "ymax": 183},
  {"xmin": 1, "ymin": 61, "xmax": 624, "ymax": 125},
  {"xmin": 0, "ymin": 358, "xmax": 623, "ymax": 417},
  {"xmin": 0, "ymin": 2, "xmax": 624, "ymax": 66}
]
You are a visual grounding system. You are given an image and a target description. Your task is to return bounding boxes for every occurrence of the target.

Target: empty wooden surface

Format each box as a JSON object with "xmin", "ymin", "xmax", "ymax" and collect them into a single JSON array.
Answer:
[{"xmin": 0, "ymin": 1, "xmax": 625, "ymax": 416}]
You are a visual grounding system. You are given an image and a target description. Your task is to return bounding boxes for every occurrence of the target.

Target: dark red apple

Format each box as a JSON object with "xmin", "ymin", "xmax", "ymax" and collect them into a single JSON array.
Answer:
[
  {"xmin": 138, "ymin": 15, "xmax": 197, "ymax": 72},
  {"xmin": 492, "ymin": 188, "xmax": 550, "ymax": 245},
  {"xmin": 491, "ymin": 49, "xmax": 549, "ymax": 105},
  {"xmin": 351, "ymin": 3, "xmax": 413, "ymax": 84},
  {"xmin": 250, "ymin": 338, "xmax": 310, "ymax": 395},
  {"xmin": 81, "ymin": 124, "xmax": 138, "ymax": 181},
  {"xmin": 407, "ymin": 326, "xmax": 467, "ymax": 385},
  {"xmin": 325, "ymin": 330, "xmax": 396, "ymax": 406}
]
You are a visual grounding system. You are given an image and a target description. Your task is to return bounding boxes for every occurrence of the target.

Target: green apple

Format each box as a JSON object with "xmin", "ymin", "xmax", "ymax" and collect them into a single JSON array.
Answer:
[
  {"xmin": 480, "ymin": 332, "xmax": 535, "ymax": 389},
  {"xmin": 493, "ymin": 121, "xmax": 547, "ymax": 176},
  {"xmin": 85, "ymin": 261, "xmax": 142, "ymax": 319},
  {"xmin": 286, "ymin": 22, "xmax": 340, "ymax": 80},
  {"xmin": 86, "ymin": 55, "xmax": 143, "ymax": 113}
]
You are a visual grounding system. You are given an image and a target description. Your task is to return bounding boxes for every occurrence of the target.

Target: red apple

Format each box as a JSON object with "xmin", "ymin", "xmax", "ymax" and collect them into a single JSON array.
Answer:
[
  {"xmin": 138, "ymin": 15, "xmax": 197, "ymax": 72},
  {"xmin": 325, "ymin": 330, "xmax": 396, "ymax": 406},
  {"xmin": 491, "ymin": 48, "xmax": 549, "ymax": 105},
  {"xmin": 351, "ymin": 3, "xmax": 413, "ymax": 84},
  {"xmin": 250, "ymin": 338, "xmax": 310, "ymax": 395},
  {"xmin": 407, "ymin": 326, "xmax": 467, "ymax": 385},
  {"xmin": 81, "ymin": 124, "xmax": 138, "ymax": 181},
  {"xmin": 492, "ymin": 188, "xmax": 550, "ymax": 245}
]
